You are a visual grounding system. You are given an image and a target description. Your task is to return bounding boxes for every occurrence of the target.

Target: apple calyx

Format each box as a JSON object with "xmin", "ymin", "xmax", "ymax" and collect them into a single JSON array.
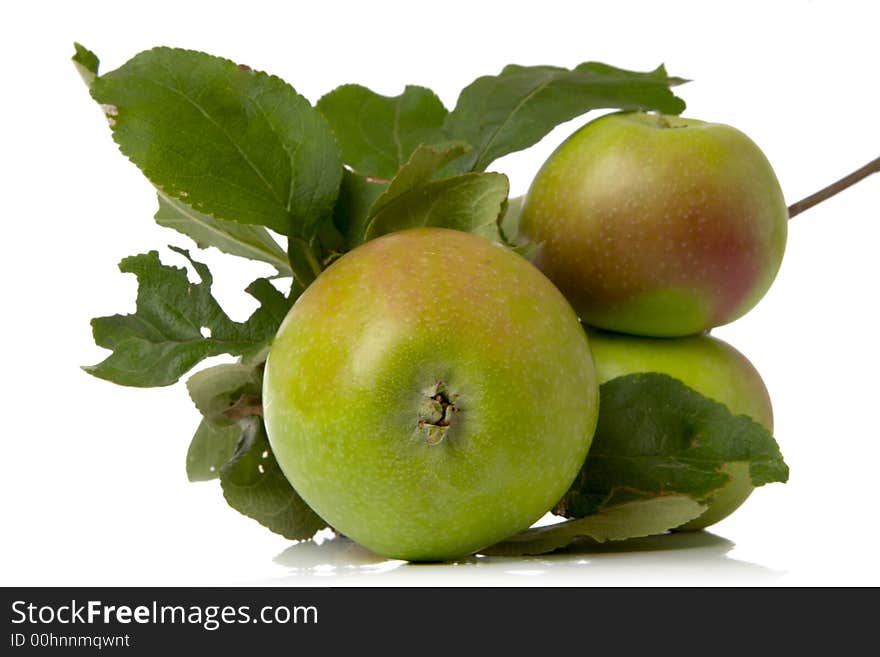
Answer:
[{"xmin": 416, "ymin": 381, "xmax": 459, "ymax": 446}]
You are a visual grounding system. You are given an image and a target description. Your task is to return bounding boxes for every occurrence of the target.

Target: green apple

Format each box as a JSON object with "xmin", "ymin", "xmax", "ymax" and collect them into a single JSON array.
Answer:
[
  {"xmin": 586, "ymin": 328, "xmax": 773, "ymax": 529},
  {"xmin": 520, "ymin": 112, "xmax": 788, "ymax": 337},
  {"xmin": 263, "ymin": 228, "xmax": 599, "ymax": 561}
]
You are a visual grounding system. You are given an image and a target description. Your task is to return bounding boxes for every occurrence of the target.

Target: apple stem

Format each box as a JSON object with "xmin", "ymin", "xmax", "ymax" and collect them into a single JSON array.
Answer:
[{"xmin": 788, "ymin": 155, "xmax": 880, "ymax": 219}]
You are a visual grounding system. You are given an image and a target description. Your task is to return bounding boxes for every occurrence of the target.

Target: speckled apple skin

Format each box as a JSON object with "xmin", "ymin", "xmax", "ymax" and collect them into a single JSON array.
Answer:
[
  {"xmin": 587, "ymin": 329, "xmax": 773, "ymax": 529},
  {"xmin": 263, "ymin": 228, "xmax": 599, "ymax": 561},
  {"xmin": 521, "ymin": 112, "xmax": 788, "ymax": 337}
]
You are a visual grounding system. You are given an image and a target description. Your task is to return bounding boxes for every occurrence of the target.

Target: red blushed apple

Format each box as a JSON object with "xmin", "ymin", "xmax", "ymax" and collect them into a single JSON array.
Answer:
[{"xmin": 520, "ymin": 112, "xmax": 788, "ymax": 337}]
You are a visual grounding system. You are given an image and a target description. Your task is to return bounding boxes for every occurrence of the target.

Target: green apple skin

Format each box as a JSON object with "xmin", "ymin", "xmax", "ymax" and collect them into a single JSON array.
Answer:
[
  {"xmin": 520, "ymin": 112, "xmax": 788, "ymax": 337},
  {"xmin": 263, "ymin": 228, "xmax": 599, "ymax": 561},
  {"xmin": 586, "ymin": 329, "xmax": 773, "ymax": 530}
]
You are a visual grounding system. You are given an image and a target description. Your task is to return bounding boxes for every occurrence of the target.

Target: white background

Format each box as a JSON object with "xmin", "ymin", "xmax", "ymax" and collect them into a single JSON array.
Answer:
[{"xmin": 1, "ymin": 0, "xmax": 878, "ymax": 586}]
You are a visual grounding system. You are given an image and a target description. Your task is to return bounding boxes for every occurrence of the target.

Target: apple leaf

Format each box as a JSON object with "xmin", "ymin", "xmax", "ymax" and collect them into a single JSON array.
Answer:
[
  {"xmin": 557, "ymin": 373, "xmax": 789, "ymax": 518},
  {"xmin": 244, "ymin": 276, "xmax": 296, "ymax": 331},
  {"xmin": 89, "ymin": 47, "xmax": 343, "ymax": 239},
  {"xmin": 316, "ymin": 84, "xmax": 449, "ymax": 180},
  {"xmin": 72, "ymin": 42, "xmax": 99, "ymax": 88},
  {"xmin": 481, "ymin": 496, "xmax": 706, "ymax": 557},
  {"xmin": 445, "ymin": 62, "xmax": 687, "ymax": 172},
  {"xmin": 364, "ymin": 172, "xmax": 509, "ymax": 241},
  {"xmin": 154, "ymin": 193, "xmax": 292, "ymax": 276},
  {"xmin": 325, "ymin": 138, "xmax": 476, "ymax": 255},
  {"xmin": 331, "ymin": 170, "xmax": 388, "ymax": 251},
  {"xmin": 84, "ymin": 248, "xmax": 293, "ymax": 387},
  {"xmin": 367, "ymin": 142, "xmax": 472, "ymax": 218},
  {"xmin": 186, "ymin": 362, "xmax": 263, "ymax": 425},
  {"xmin": 220, "ymin": 417, "xmax": 327, "ymax": 540},
  {"xmin": 186, "ymin": 417, "xmax": 242, "ymax": 482},
  {"xmin": 186, "ymin": 359, "xmax": 326, "ymax": 537},
  {"xmin": 185, "ymin": 360, "xmax": 262, "ymax": 483}
]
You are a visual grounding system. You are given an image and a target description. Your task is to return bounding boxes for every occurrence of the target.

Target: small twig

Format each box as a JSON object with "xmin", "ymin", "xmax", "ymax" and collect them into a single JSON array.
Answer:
[
  {"xmin": 788, "ymin": 156, "xmax": 880, "ymax": 219},
  {"xmin": 223, "ymin": 394, "xmax": 263, "ymax": 421}
]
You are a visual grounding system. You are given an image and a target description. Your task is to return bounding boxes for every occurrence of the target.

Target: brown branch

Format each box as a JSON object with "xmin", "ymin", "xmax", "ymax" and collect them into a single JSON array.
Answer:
[{"xmin": 788, "ymin": 156, "xmax": 880, "ymax": 219}]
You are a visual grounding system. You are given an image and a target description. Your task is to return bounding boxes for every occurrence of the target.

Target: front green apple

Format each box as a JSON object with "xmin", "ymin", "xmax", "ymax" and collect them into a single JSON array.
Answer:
[
  {"xmin": 586, "ymin": 329, "xmax": 773, "ymax": 529},
  {"xmin": 263, "ymin": 228, "xmax": 599, "ymax": 561},
  {"xmin": 521, "ymin": 112, "xmax": 788, "ymax": 337}
]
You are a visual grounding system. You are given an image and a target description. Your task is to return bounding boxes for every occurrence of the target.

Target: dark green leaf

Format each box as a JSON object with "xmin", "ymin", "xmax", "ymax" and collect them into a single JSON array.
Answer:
[
  {"xmin": 90, "ymin": 47, "xmax": 342, "ymax": 238},
  {"xmin": 186, "ymin": 418, "xmax": 242, "ymax": 482},
  {"xmin": 364, "ymin": 172, "xmax": 509, "ymax": 241},
  {"xmin": 84, "ymin": 249, "xmax": 292, "ymax": 387},
  {"xmin": 445, "ymin": 62, "xmax": 687, "ymax": 172},
  {"xmin": 331, "ymin": 170, "xmax": 388, "ymax": 251},
  {"xmin": 367, "ymin": 142, "xmax": 471, "ymax": 217},
  {"xmin": 155, "ymin": 193, "xmax": 291, "ymax": 275},
  {"xmin": 72, "ymin": 42, "xmax": 99, "ymax": 88},
  {"xmin": 243, "ymin": 277, "xmax": 295, "ymax": 329},
  {"xmin": 482, "ymin": 496, "xmax": 706, "ymax": 556},
  {"xmin": 557, "ymin": 373, "xmax": 789, "ymax": 518},
  {"xmin": 317, "ymin": 84, "xmax": 449, "ymax": 179},
  {"xmin": 220, "ymin": 418, "xmax": 327, "ymax": 540}
]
